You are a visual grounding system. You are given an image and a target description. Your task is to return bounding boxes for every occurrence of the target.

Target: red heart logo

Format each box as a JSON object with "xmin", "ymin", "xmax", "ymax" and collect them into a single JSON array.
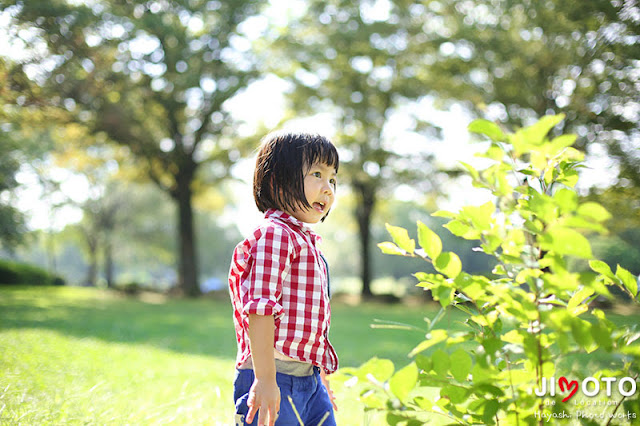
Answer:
[{"xmin": 559, "ymin": 377, "xmax": 578, "ymax": 402}]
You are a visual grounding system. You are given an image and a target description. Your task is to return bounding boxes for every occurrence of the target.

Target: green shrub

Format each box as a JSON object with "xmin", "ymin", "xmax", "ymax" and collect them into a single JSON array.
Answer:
[
  {"xmin": 0, "ymin": 258, "xmax": 65, "ymax": 286},
  {"xmin": 345, "ymin": 115, "xmax": 640, "ymax": 425},
  {"xmin": 115, "ymin": 281, "xmax": 142, "ymax": 295}
]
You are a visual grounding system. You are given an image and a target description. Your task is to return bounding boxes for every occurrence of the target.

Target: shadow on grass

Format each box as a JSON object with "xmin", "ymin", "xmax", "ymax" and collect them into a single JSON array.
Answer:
[
  {"xmin": 3, "ymin": 285, "xmax": 638, "ymax": 370},
  {"xmin": 0, "ymin": 286, "xmax": 462, "ymax": 367},
  {"xmin": 0, "ymin": 286, "xmax": 237, "ymax": 359}
]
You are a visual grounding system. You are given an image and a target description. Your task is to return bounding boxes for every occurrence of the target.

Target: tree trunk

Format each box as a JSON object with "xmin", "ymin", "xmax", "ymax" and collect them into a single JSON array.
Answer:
[
  {"xmin": 46, "ymin": 229, "xmax": 57, "ymax": 274},
  {"xmin": 85, "ymin": 237, "xmax": 98, "ymax": 287},
  {"xmin": 355, "ymin": 182, "xmax": 376, "ymax": 299},
  {"xmin": 174, "ymin": 169, "xmax": 200, "ymax": 297},
  {"xmin": 104, "ymin": 238, "xmax": 114, "ymax": 288}
]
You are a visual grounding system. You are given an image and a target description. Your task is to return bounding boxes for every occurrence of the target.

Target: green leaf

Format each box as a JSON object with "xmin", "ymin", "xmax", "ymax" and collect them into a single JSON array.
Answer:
[
  {"xmin": 591, "ymin": 318, "xmax": 613, "ymax": 352},
  {"xmin": 549, "ymin": 134, "xmax": 577, "ymax": 153},
  {"xmin": 435, "ymin": 252, "xmax": 462, "ymax": 278},
  {"xmin": 461, "ymin": 201, "xmax": 494, "ymax": 231},
  {"xmin": 492, "ymin": 264, "xmax": 507, "ymax": 275},
  {"xmin": 389, "ymin": 363, "xmax": 419, "ymax": 403},
  {"xmin": 616, "ymin": 265, "xmax": 638, "ymax": 297},
  {"xmin": 431, "ymin": 210, "xmax": 457, "ymax": 219},
  {"xmin": 553, "ymin": 188, "xmax": 578, "ymax": 214},
  {"xmin": 385, "ymin": 223, "xmax": 415, "ymax": 253},
  {"xmin": 435, "ymin": 286, "xmax": 454, "ymax": 308},
  {"xmin": 589, "ymin": 260, "xmax": 617, "ymax": 283},
  {"xmin": 560, "ymin": 216, "xmax": 608, "ymax": 233},
  {"xmin": 568, "ymin": 287, "xmax": 595, "ymax": 313},
  {"xmin": 444, "ymin": 220, "xmax": 473, "ymax": 238},
  {"xmin": 459, "ymin": 161, "xmax": 480, "ymax": 181},
  {"xmin": 378, "ymin": 242, "xmax": 405, "ymax": 256},
  {"xmin": 482, "ymin": 400, "xmax": 500, "ymax": 424},
  {"xmin": 370, "ymin": 319, "xmax": 424, "ymax": 332},
  {"xmin": 477, "ymin": 379, "xmax": 507, "ymax": 397},
  {"xmin": 414, "ymin": 272, "xmax": 448, "ymax": 290},
  {"xmin": 557, "ymin": 167, "xmax": 580, "ymax": 187},
  {"xmin": 529, "ymin": 192, "xmax": 558, "ymax": 223},
  {"xmin": 471, "ymin": 363, "xmax": 492, "ymax": 384},
  {"xmin": 501, "ymin": 330, "xmax": 524, "ymax": 345},
  {"xmin": 577, "ymin": 202, "xmax": 612, "ymax": 222},
  {"xmin": 360, "ymin": 390, "xmax": 387, "ymax": 409},
  {"xmin": 520, "ymin": 114, "xmax": 565, "ymax": 145},
  {"xmin": 484, "ymin": 144, "xmax": 505, "ymax": 161},
  {"xmin": 571, "ymin": 318, "xmax": 595, "ymax": 352},
  {"xmin": 540, "ymin": 226, "xmax": 593, "ymax": 259},
  {"xmin": 468, "ymin": 119, "xmax": 506, "ymax": 141},
  {"xmin": 413, "ymin": 395, "xmax": 433, "ymax": 411},
  {"xmin": 432, "ymin": 349, "xmax": 450, "ymax": 377},
  {"xmin": 417, "ymin": 221, "xmax": 442, "ymax": 260},
  {"xmin": 482, "ymin": 337, "xmax": 503, "ymax": 356},
  {"xmin": 357, "ymin": 357, "xmax": 395, "ymax": 382},
  {"xmin": 455, "ymin": 274, "xmax": 487, "ymax": 300},
  {"xmin": 415, "ymin": 354, "xmax": 432, "ymax": 372},
  {"xmin": 518, "ymin": 167, "xmax": 538, "ymax": 176},
  {"xmin": 409, "ymin": 329, "xmax": 448, "ymax": 357},
  {"xmin": 441, "ymin": 384, "xmax": 468, "ymax": 404},
  {"xmin": 531, "ymin": 150, "xmax": 547, "ymax": 171},
  {"xmin": 449, "ymin": 349, "xmax": 472, "ymax": 382}
]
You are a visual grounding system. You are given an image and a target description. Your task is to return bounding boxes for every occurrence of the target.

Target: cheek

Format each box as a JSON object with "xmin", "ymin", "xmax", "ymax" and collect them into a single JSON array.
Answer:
[
  {"xmin": 304, "ymin": 177, "xmax": 316, "ymax": 190},
  {"xmin": 303, "ymin": 180, "xmax": 315, "ymax": 199}
]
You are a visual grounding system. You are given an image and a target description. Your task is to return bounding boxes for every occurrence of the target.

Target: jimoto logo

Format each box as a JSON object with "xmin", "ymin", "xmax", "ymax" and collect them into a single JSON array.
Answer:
[{"xmin": 534, "ymin": 376, "xmax": 638, "ymax": 403}]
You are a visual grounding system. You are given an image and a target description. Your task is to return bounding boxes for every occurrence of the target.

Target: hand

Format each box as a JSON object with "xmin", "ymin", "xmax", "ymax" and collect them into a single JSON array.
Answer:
[
  {"xmin": 320, "ymin": 370, "xmax": 338, "ymax": 411},
  {"xmin": 246, "ymin": 378, "xmax": 280, "ymax": 426}
]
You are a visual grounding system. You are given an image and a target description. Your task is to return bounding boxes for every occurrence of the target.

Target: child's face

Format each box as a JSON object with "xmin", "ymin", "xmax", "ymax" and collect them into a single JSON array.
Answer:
[{"xmin": 287, "ymin": 162, "xmax": 337, "ymax": 224}]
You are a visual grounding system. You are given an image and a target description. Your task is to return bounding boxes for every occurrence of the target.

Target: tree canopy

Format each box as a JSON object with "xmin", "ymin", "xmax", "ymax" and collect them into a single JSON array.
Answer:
[
  {"xmin": 403, "ymin": 0, "xmax": 639, "ymax": 184},
  {"xmin": 269, "ymin": 0, "xmax": 445, "ymax": 296},
  {"xmin": 3, "ymin": 0, "xmax": 265, "ymax": 295},
  {"xmin": 266, "ymin": 0, "xmax": 639, "ymax": 296},
  {"xmin": 1, "ymin": 0, "xmax": 638, "ymax": 296},
  {"xmin": 0, "ymin": 59, "xmax": 55, "ymax": 249}
]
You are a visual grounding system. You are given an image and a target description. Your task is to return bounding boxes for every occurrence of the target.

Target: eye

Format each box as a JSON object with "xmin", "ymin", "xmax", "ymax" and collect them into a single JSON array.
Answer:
[
  {"xmin": 330, "ymin": 178, "xmax": 337, "ymax": 186},
  {"xmin": 312, "ymin": 171, "xmax": 322, "ymax": 178}
]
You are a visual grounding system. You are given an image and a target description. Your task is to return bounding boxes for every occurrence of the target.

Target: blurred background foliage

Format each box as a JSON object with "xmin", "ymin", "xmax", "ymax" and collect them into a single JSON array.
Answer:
[{"xmin": 0, "ymin": 0, "xmax": 638, "ymax": 299}]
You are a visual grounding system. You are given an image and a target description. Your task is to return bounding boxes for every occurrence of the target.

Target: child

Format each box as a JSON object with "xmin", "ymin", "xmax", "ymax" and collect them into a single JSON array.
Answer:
[{"xmin": 228, "ymin": 131, "xmax": 340, "ymax": 426}]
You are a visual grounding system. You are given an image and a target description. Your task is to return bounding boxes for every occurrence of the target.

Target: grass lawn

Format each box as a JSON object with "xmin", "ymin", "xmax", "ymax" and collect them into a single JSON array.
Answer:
[
  {"xmin": 1, "ymin": 286, "xmax": 638, "ymax": 425},
  {"xmin": 0, "ymin": 286, "xmax": 435, "ymax": 425}
]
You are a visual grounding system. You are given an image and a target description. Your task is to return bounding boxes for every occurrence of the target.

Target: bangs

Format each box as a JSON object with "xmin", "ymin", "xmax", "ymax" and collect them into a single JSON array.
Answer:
[{"xmin": 302, "ymin": 135, "xmax": 340, "ymax": 173}]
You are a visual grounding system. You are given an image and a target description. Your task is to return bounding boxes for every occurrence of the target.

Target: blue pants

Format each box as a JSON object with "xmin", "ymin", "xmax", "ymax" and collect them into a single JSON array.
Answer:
[{"xmin": 233, "ymin": 367, "xmax": 336, "ymax": 426}]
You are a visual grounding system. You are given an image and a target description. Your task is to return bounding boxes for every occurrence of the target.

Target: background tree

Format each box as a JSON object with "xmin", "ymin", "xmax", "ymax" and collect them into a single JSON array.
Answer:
[
  {"xmin": 579, "ymin": 185, "xmax": 640, "ymax": 277},
  {"xmin": 3, "ymin": 0, "xmax": 264, "ymax": 296},
  {"xmin": 270, "ymin": 0, "xmax": 445, "ymax": 297},
  {"xmin": 400, "ymin": 0, "xmax": 640, "ymax": 292},
  {"xmin": 0, "ymin": 127, "xmax": 26, "ymax": 250},
  {"xmin": 0, "ymin": 58, "xmax": 58, "ymax": 250},
  {"xmin": 404, "ymin": 0, "xmax": 639, "ymax": 184},
  {"xmin": 277, "ymin": 0, "xmax": 637, "ymax": 298},
  {"xmin": 74, "ymin": 183, "xmax": 127, "ymax": 288}
]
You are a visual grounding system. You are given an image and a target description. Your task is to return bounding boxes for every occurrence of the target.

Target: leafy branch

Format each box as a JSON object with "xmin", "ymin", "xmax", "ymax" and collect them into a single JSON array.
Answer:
[{"xmin": 344, "ymin": 115, "xmax": 640, "ymax": 425}]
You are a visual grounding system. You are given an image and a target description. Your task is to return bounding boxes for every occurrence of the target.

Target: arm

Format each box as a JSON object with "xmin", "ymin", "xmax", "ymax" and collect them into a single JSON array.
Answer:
[
  {"xmin": 246, "ymin": 314, "xmax": 280, "ymax": 426},
  {"xmin": 320, "ymin": 369, "xmax": 338, "ymax": 411}
]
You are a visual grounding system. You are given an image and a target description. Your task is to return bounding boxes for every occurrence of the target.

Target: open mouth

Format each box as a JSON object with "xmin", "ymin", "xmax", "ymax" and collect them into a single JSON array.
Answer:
[{"xmin": 313, "ymin": 202, "xmax": 326, "ymax": 213}]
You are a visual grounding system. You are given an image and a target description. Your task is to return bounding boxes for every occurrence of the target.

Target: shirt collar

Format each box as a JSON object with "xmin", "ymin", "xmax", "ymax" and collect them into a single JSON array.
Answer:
[{"xmin": 265, "ymin": 209, "xmax": 322, "ymax": 242}]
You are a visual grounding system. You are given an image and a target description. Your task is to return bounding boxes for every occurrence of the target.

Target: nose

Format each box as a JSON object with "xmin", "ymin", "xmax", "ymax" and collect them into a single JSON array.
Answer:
[{"xmin": 323, "ymin": 179, "xmax": 334, "ymax": 195}]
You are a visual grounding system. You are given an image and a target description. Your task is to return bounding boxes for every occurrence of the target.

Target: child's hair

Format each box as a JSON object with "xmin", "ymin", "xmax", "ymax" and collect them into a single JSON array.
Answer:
[{"xmin": 253, "ymin": 131, "xmax": 339, "ymax": 216}]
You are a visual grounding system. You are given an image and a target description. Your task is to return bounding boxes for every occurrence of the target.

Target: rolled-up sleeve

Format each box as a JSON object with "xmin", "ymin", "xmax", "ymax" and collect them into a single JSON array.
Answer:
[{"xmin": 241, "ymin": 225, "xmax": 291, "ymax": 320}]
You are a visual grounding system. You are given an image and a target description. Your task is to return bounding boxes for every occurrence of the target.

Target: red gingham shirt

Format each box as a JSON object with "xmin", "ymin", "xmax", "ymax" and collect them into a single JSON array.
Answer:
[{"xmin": 228, "ymin": 209, "xmax": 339, "ymax": 374}]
